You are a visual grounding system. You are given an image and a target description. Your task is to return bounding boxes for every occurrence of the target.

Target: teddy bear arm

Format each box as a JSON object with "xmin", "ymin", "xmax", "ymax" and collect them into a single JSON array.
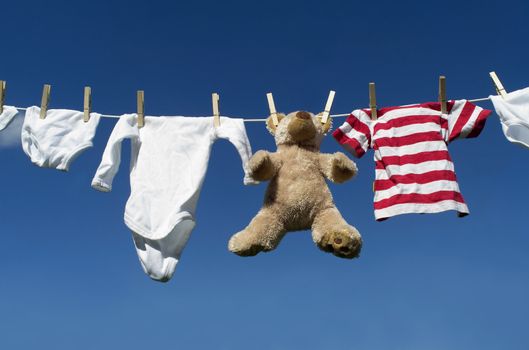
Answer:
[
  {"xmin": 319, "ymin": 152, "xmax": 358, "ymax": 184},
  {"xmin": 248, "ymin": 150, "xmax": 281, "ymax": 181}
]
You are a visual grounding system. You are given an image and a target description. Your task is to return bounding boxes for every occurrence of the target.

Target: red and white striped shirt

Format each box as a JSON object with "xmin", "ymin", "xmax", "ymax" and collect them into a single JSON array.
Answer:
[{"xmin": 333, "ymin": 100, "xmax": 491, "ymax": 220}]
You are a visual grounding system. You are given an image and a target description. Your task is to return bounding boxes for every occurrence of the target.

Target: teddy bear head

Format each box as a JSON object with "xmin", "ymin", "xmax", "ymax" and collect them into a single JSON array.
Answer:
[{"xmin": 266, "ymin": 111, "xmax": 332, "ymax": 148}]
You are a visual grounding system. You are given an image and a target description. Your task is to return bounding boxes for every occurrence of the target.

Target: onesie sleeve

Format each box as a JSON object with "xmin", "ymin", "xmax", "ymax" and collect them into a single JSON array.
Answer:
[
  {"xmin": 215, "ymin": 117, "xmax": 259, "ymax": 185},
  {"xmin": 91, "ymin": 114, "xmax": 139, "ymax": 192},
  {"xmin": 444, "ymin": 100, "xmax": 492, "ymax": 143},
  {"xmin": 332, "ymin": 110, "xmax": 372, "ymax": 158}
]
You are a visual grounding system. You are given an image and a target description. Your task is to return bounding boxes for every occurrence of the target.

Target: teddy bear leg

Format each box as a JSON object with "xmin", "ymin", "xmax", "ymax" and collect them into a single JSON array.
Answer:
[
  {"xmin": 312, "ymin": 207, "xmax": 362, "ymax": 259},
  {"xmin": 228, "ymin": 207, "xmax": 286, "ymax": 257}
]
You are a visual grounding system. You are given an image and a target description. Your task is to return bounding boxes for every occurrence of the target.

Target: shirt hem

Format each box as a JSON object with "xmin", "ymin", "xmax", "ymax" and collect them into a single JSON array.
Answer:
[{"xmin": 375, "ymin": 201, "xmax": 469, "ymax": 221}]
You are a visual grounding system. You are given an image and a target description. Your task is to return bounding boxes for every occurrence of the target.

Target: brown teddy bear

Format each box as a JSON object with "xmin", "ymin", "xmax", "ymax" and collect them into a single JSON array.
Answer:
[{"xmin": 229, "ymin": 111, "xmax": 362, "ymax": 259}]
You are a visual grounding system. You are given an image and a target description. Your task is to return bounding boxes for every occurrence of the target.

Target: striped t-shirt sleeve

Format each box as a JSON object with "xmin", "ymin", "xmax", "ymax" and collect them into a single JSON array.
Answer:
[
  {"xmin": 445, "ymin": 100, "xmax": 492, "ymax": 143},
  {"xmin": 332, "ymin": 110, "xmax": 372, "ymax": 158}
]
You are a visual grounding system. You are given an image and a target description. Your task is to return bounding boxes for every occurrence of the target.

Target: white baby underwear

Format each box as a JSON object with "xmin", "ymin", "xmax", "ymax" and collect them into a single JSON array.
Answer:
[
  {"xmin": 490, "ymin": 87, "xmax": 529, "ymax": 149},
  {"xmin": 0, "ymin": 106, "xmax": 19, "ymax": 131},
  {"xmin": 22, "ymin": 106, "xmax": 101, "ymax": 170},
  {"xmin": 91, "ymin": 114, "xmax": 256, "ymax": 282}
]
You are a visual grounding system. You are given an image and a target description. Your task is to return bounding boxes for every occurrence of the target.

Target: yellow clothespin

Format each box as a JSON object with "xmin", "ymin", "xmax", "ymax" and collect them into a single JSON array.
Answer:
[
  {"xmin": 137, "ymin": 90, "xmax": 145, "ymax": 128},
  {"xmin": 489, "ymin": 71, "xmax": 507, "ymax": 98},
  {"xmin": 212, "ymin": 93, "xmax": 220, "ymax": 127},
  {"xmin": 40, "ymin": 84, "xmax": 51, "ymax": 119},
  {"xmin": 439, "ymin": 76, "xmax": 447, "ymax": 114},
  {"xmin": 369, "ymin": 82, "xmax": 377, "ymax": 120},
  {"xmin": 266, "ymin": 92, "xmax": 279, "ymax": 126},
  {"xmin": 321, "ymin": 90, "xmax": 335, "ymax": 124},
  {"xmin": 83, "ymin": 86, "xmax": 92, "ymax": 122},
  {"xmin": 0, "ymin": 81, "xmax": 6, "ymax": 115}
]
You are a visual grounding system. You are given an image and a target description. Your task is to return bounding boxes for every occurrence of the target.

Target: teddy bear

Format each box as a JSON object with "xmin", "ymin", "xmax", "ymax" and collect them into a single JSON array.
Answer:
[{"xmin": 229, "ymin": 111, "xmax": 362, "ymax": 259}]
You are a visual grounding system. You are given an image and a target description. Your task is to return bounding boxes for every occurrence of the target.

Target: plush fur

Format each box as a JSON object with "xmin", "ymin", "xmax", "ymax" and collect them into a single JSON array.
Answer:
[{"xmin": 229, "ymin": 111, "xmax": 362, "ymax": 259}]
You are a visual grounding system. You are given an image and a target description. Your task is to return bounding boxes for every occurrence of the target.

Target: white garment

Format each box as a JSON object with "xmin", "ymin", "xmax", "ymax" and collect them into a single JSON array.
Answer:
[
  {"xmin": 92, "ymin": 114, "xmax": 256, "ymax": 282},
  {"xmin": 0, "ymin": 106, "xmax": 19, "ymax": 131},
  {"xmin": 21, "ymin": 106, "xmax": 101, "ymax": 171},
  {"xmin": 490, "ymin": 87, "xmax": 529, "ymax": 149}
]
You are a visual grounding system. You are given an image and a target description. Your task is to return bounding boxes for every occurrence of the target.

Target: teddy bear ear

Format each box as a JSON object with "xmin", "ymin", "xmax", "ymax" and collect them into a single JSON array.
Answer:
[
  {"xmin": 265, "ymin": 113, "xmax": 286, "ymax": 135},
  {"xmin": 317, "ymin": 113, "xmax": 333, "ymax": 134}
]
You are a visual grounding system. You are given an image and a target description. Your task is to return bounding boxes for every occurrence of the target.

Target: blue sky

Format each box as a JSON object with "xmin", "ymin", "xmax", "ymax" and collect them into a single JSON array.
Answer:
[{"xmin": 1, "ymin": 0, "xmax": 529, "ymax": 349}]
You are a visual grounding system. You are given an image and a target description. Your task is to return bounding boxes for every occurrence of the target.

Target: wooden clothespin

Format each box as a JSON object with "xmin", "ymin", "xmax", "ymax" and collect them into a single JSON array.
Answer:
[
  {"xmin": 489, "ymin": 71, "xmax": 507, "ymax": 98},
  {"xmin": 40, "ymin": 84, "xmax": 51, "ymax": 119},
  {"xmin": 0, "ymin": 80, "xmax": 6, "ymax": 115},
  {"xmin": 137, "ymin": 90, "xmax": 145, "ymax": 128},
  {"xmin": 320, "ymin": 90, "xmax": 335, "ymax": 124},
  {"xmin": 83, "ymin": 86, "xmax": 92, "ymax": 122},
  {"xmin": 439, "ymin": 76, "xmax": 447, "ymax": 114},
  {"xmin": 369, "ymin": 82, "xmax": 377, "ymax": 120},
  {"xmin": 212, "ymin": 93, "xmax": 220, "ymax": 127},
  {"xmin": 266, "ymin": 92, "xmax": 279, "ymax": 126}
]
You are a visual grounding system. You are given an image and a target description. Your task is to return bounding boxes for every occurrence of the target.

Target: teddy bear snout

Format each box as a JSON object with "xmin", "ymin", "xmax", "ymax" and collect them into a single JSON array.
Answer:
[
  {"xmin": 295, "ymin": 111, "xmax": 311, "ymax": 120},
  {"xmin": 288, "ymin": 112, "xmax": 317, "ymax": 142}
]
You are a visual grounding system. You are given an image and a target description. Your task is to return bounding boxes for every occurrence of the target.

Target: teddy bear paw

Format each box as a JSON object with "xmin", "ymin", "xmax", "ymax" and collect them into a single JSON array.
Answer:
[
  {"xmin": 228, "ymin": 232, "xmax": 266, "ymax": 257},
  {"xmin": 318, "ymin": 229, "xmax": 362, "ymax": 259},
  {"xmin": 248, "ymin": 151, "xmax": 276, "ymax": 181},
  {"xmin": 331, "ymin": 152, "xmax": 358, "ymax": 183}
]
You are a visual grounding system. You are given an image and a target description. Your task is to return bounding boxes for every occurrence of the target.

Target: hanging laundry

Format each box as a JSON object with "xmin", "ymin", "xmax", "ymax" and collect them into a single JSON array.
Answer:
[
  {"xmin": 21, "ymin": 106, "xmax": 101, "ymax": 171},
  {"xmin": 0, "ymin": 106, "xmax": 19, "ymax": 131},
  {"xmin": 92, "ymin": 114, "xmax": 256, "ymax": 282},
  {"xmin": 333, "ymin": 100, "xmax": 491, "ymax": 220},
  {"xmin": 490, "ymin": 87, "xmax": 529, "ymax": 149}
]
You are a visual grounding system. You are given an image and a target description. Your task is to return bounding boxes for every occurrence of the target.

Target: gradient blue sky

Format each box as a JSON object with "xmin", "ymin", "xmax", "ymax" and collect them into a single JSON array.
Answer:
[{"xmin": 1, "ymin": 0, "xmax": 529, "ymax": 349}]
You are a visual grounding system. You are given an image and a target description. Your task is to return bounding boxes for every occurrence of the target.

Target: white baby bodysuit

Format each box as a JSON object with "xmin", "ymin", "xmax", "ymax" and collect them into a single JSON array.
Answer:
[
  {"xmin": 22, "ymin": 106, "xmax": 101, "ymax": 170},
  {"xmin": 490, "ymin": 87, "xmax": 529, "ymax": 149},
  {"xmin": 0, "ymin": 106, "xmax": 19, "ymax": 131},
  {"xmin": 92, "ymin": 114, "xmax": 256, "ymax": 282}
]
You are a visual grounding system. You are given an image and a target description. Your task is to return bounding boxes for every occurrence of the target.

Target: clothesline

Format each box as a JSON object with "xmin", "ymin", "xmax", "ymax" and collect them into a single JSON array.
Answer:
[
  {"xmin": 10, "ymin": 96, "xmax": 492, "ymax": 122},
  {"xmin": 3, "ymin": 87, "xmax": 520, "ymax": 283}
]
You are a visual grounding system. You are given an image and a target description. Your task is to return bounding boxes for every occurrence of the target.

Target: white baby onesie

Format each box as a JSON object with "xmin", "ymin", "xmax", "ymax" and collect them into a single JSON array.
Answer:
[
  {"xmin": 92, "ymin": 114, "xmax": 256, "ymax": 282},
  {"xmin": 22, "ymin": 106, "xmax": 101, "ymax": 171},
  {"xmin": 490, "ymin": 87, "xmax": 529, "ymax": 149},
  {"xmin": 0, "ymin": 106, "xmax": 19, "ymax": 131}
]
